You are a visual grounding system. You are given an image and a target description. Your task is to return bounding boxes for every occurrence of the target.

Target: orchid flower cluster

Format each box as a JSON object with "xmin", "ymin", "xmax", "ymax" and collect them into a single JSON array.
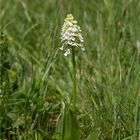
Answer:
[{"xmin": 60, "ymin": 14, "xmax": 85, "ymax": 56}]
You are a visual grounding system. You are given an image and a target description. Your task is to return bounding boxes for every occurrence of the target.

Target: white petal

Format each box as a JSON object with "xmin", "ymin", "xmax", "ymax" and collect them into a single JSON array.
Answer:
[
  {"xmin": 81, "ymin": 47, "xmax": 85, "ymax": 51},
  {"xmin": 64, "ymin": 49, "xmax": 70, "ymax": 56},
  {"xmin": 60, "ymin": 46, "xmax": 64, "ymax": 50}
]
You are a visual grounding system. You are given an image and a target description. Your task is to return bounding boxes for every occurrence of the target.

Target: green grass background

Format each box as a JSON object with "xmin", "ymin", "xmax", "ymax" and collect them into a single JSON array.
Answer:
[{"xmin": 0, "ymin": 0, "xmax": 140, "ymax": 139}]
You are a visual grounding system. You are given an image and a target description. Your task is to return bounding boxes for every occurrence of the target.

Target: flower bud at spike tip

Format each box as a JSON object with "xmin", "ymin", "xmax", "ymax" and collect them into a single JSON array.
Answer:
[{"xmin": 61, "ymin": 14, "xmax": 85, "ymax": 56}]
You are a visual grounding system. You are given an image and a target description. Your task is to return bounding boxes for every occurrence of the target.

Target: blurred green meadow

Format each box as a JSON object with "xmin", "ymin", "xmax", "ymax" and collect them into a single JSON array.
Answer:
[{"xmin": 0, "ymin": 0, "xmax": 140, "ymax": 139}]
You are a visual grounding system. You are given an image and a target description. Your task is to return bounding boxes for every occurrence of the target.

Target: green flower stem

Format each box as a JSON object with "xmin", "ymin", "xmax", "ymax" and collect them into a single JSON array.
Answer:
[{"xmin": 72, "ymin": 47, "xmax": 76, "ymax": 112}]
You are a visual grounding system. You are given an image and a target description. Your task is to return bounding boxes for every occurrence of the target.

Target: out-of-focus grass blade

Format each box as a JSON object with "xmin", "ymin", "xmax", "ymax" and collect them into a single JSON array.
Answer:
[{"xmin": 87, "ymin": 132, "xmax": 99, "ymax": 140}]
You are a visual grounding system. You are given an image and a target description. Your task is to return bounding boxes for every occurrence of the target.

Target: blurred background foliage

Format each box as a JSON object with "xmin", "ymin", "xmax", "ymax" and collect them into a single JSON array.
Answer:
[{"xmin": 0, "ymin": 0, "xmax": 140, "ymax": 139}]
